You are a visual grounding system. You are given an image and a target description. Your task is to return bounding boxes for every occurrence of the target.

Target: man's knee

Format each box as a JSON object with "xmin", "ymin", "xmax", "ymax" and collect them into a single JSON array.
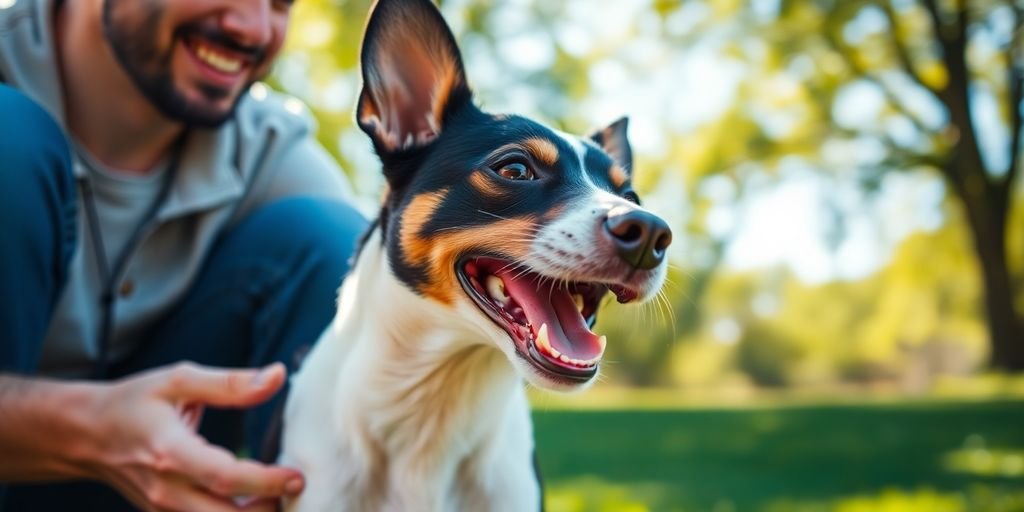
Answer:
[
  {"xmin": 0, "ymin": 86, "xmax": 77, "ymax": 373},
  {"xmin": 0, "ymin": 85, "xmax": 76, "ymax": 218},
  {"xmin": 236, "ymin": 197, "xmax": 368, "ymax": 276}
]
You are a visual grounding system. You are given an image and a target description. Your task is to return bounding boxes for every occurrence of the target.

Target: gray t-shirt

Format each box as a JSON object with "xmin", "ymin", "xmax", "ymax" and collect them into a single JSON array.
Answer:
[{"xmin": 74, "ymin": 145, "xmax": 169, "ymax": 266}]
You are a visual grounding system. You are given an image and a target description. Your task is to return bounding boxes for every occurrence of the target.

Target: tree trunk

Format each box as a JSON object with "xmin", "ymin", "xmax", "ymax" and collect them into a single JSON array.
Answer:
[
  {"xmin": 937, "ymin": 29, "xmax": 1024, "ymax": 370},
  {"xmin": 967, "ymin": 213, "xmax": 1024, "ymax": 370},
  {"xmin": 945, "ymin": 152, "xmax": 1024, "ymax": 370},
  {"xmin": 946, "ymin": 139, "xmax": 1024, "ymax": 370}
]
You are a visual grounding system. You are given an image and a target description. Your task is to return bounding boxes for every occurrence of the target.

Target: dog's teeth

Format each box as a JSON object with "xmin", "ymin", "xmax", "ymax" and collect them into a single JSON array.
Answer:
[
  {"xmin": 486, "ymin": 275, "xmax": 508, "ymax": 305},
  {"xmin": 573, "ymin": 294, "xmax": 585, "ymax": 313},
  {"xmin": 402, "ymin": 133, "xmax": 415, "ymax": 149},
  {"xmin": 597, "ymin": 335, "xmax": 607, "ymax": 355},
  {"xmin": 559, "ymin": 354, "xmax": 571, "ymax": 363},
  {"xmin": 536, "ymin": 324, "xmax": 551, "ymax": 352},
  {"xmin": 425, "ymin": 113, "xmax": 440, "ymax": 133}
]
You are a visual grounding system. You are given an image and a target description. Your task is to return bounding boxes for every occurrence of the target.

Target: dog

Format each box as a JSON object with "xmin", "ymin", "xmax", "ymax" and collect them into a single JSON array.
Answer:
[{"xmin": 279, "ymin": 0, "xmax": 672, "ymax": 510}]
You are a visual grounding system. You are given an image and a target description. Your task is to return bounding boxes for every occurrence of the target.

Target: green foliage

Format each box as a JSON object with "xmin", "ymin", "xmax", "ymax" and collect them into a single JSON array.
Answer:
[
  {"xmin": 736, "ymin": 321, "xmax": 811, "ymax": 387},
  {"xmin": 533, "ymin": 400, "xmax": 1024, "ymax": 511}
]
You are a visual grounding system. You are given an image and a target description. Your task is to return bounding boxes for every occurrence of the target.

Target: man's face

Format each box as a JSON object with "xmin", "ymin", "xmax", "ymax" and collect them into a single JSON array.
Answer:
[{"xmin": 102, "ymin": 0, "xmax": 291, "ymax": 127}]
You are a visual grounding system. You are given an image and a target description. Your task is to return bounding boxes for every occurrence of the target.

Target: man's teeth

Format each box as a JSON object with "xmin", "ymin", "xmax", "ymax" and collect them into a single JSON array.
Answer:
[
  {"xmin": 533, "ymin": 323, "xmax": 604, "ymax": 368},
  {"xmin": 486, "ymin": 275, "xmax": 508, "ymax": 305},
  {"xmin": 194, "ymin": 43, "xmax": 243, "ymax": 73}
]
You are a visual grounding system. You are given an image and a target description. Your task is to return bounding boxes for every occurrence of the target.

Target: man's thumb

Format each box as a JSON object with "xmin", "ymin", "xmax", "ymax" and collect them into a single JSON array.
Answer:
[{"xmin": 160, "ymin": 362, "xmax": 286, "ymax": 407}]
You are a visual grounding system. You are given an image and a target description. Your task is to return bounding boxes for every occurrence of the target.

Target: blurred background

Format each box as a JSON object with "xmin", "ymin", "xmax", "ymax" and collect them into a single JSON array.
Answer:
[{"xmin": 270, "ymin": 0, "xmax": 1024, "ymax": 510}]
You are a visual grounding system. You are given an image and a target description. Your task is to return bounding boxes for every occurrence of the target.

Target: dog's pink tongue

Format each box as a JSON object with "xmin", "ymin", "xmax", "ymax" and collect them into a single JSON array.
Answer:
[{"xmin": 499, "ymin": 271, "xmax": 604, "ymax": 361}]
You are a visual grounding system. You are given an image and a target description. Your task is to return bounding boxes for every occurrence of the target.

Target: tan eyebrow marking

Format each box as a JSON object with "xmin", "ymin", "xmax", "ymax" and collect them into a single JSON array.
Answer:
[
  {"xmin": 522, "ymin": 137, "xmax": 560, "ymax": 167},
  {"xmin": 609, "ymin": 164, "xmax": 629, "ymax": 189},
  {"xmin": 487, "ymin": 139, "xmax": 561, "ymax": 169}
]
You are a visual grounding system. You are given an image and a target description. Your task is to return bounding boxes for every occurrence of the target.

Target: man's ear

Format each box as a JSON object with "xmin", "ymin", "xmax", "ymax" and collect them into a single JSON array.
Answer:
[
  {"xmin": 590, "ymin": 117, "xmax": 633, "ymax": 175},
  {"xmin": 356, "ymin": 0, "xmax": 471, "ymax": 156}
]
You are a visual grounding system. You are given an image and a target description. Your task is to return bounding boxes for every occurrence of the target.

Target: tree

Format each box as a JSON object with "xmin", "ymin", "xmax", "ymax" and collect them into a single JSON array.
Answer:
[{"xmin": 776, "ymin": 0, "xmax": 1023, "ymax": 369}]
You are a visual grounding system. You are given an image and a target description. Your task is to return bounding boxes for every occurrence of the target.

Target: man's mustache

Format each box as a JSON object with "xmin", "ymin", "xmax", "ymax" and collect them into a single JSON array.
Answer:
[{"xmin": 178, "ymin": 24, "xmax": 267, "ymax": 63}]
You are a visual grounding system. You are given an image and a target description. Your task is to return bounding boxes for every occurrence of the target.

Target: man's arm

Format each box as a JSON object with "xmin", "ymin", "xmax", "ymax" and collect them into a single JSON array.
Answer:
[
  {"xmin": 0, "ymin": 363, "xmax": 306, "ymax": 512},
  {"xmin": 0, "ymin": 375, "xmax": 98, "ymax": 481}
]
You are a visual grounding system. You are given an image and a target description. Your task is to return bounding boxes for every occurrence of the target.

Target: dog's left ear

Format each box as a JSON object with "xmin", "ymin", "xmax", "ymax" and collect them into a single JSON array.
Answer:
[
  {"xmin": 356, "ymin": 0, "xmax": 471, "ymax": 157},
  {"xmin": 590, "ymin": 117, "xmax": 633, "ymax": 175}
]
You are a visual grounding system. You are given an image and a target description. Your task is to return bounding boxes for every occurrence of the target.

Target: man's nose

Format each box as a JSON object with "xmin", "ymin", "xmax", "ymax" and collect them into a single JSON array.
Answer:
[{"xmin": 220, "ymin": 1, "xmax": 273, "ymax": 48}]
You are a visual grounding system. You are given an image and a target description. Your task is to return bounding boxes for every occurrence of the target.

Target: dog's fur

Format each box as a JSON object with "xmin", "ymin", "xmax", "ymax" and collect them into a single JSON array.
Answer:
[{"xmin": 279, "ymin": 1, "xmax": 671, "ymax": 510}]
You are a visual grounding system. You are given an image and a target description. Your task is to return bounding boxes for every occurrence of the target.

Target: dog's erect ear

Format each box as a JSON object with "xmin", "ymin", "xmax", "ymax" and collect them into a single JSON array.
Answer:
[
  {"xmin": 357, "ymin": 0, "xmax": 471, "ymax": 155},
  {"xmin": 590, "ymin": 117, "xmax": 633, "ymax": 175}
]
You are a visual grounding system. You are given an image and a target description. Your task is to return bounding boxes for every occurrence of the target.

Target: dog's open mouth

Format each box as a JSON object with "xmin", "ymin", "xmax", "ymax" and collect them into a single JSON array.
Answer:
[{"xmin": 458, "ymin": 257, "xmax": 638, "ymax": 381}]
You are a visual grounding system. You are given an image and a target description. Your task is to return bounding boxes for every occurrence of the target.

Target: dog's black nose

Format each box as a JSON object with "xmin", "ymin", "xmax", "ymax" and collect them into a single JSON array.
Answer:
[{"xmin": 604, "ymin": 208, "xmax": 672, "ymax": 270}]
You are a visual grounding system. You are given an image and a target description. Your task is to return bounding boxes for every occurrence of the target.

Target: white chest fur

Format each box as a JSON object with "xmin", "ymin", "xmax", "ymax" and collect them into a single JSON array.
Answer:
[{"xmin": 280, "ymin": 234, "xmax": 541, "ymax": 512}]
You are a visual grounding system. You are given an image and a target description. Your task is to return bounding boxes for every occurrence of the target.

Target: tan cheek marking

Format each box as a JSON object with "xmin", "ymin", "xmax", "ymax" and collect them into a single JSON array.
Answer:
[
  {"xmin": 523, "ymin": 137, "xmax": 560, "ymax": 167},
  {"xmin": 609, "ymin": 164, "xmax": 629, "ymax": 189},
  {"xmin": 422, "ymin": 218, "xmax": 537, "ymax": 304},
  {"xmin": 399, "ymin": 188, "xmax": 448, "ymax": 290},
  {"xmin": 400, "ymin": 192, "xmax": 537, "ymax": 305}
]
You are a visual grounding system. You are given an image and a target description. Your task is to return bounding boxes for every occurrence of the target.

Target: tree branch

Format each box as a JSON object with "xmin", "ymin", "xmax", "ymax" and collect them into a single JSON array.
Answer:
[
  {"xmin": 920, "ymin": 0, "xmax": 944, "ymax": 42},
  {"xmin": 879, "ymin": 0, "xmax": 943, "ymax": 100},
  {"xmin": 874, "ymin": 132, "xmax": 948, "ymax": 170},
  {"xmin": 954, "ymin": 0, "xmax": 968, "ymax": 44},
  {"xmin": 920, "ymin": 0, "xmax": 953, "ymax": 107},
  {"xmin": 1000, "ymin": 2, "xmax": 1023, "ymax": 209},
  {"xmin": 920, "ymin": 0, "xmax": 989, "ymax": 197},
  {"xmin": 823, "ymin": 24, "xmax": 935, "ymax": 136}
]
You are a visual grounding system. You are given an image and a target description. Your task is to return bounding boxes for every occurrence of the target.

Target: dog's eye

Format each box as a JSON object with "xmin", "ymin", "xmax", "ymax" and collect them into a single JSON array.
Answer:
[
  {"xmin": 623, "ymin": 190, "xmax": 641, "ymax": 205},
  {"xmin": 495, "ymin": 161, "xmax": 535, "ymax": 181}
]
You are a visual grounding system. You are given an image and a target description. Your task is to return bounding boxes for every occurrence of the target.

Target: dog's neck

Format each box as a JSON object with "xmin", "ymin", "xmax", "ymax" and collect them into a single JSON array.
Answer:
[{"xmin": 321, "ymin": 228, "xmax": 530, "ymax": 506}]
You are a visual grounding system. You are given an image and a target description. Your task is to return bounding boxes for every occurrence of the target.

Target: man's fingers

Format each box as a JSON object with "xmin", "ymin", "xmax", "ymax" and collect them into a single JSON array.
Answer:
[
  {"xmin": 236, "ymin": 496, "xmax": 282, "ymax": 512},
  {"xmin": 174, "ymin": 436, "xmax": 304, "ymax": 499},
  {"xmin": 146, "ymin": 479, "xmax": 254, "ymax": 512},
  {"xmin": 159, "ymin": 362, "xmax": 286, "ymax": 407}
]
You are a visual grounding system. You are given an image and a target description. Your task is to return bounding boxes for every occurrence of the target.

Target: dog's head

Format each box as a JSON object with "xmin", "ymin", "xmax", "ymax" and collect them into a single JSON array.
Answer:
[{"xmin": 356, "ymin": 0, "xmax": 672, "ymax": 391}]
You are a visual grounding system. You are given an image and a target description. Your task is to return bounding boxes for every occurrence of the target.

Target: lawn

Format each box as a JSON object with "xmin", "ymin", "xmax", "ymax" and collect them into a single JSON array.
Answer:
[{"xmin": 532, "ymin": 399, "xmax": 1024, "ymax": 511}]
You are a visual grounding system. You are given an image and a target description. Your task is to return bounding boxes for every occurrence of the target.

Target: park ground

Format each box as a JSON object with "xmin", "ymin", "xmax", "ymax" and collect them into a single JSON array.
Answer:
[{"xmin": 532, "ymin": 389, "xmax": 1024, "ymax": 512}]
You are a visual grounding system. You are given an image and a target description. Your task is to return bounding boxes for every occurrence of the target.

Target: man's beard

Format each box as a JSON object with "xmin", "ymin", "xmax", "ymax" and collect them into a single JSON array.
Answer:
[{"xmin": 101, "ymin": 0, "xmax": 264, "ymax": 128}]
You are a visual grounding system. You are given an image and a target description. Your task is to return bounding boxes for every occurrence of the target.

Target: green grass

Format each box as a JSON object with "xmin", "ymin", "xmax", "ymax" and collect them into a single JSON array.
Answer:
[{"xmin": 532, "ymin": 400, "xmax": 1024, "ymax": 511}]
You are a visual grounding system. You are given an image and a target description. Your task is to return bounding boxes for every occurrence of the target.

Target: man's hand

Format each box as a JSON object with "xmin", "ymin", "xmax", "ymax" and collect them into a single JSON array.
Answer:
[
  {"xmin": 69, "ymin": 362, "xmax": 303, "ymax": 512},
  {"xmin": 0, "ymin": 362, "xmax": 303, "ymax": 510}
]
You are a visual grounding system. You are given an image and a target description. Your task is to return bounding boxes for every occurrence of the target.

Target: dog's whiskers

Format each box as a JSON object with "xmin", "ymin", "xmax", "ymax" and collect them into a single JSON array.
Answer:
[
  {"xmin": 496, "ymin": 261, "xmax": 527, "ymax": 275},
  {"xmin": 657, "ymin": 289, "xmax": 677, "ymax": 335},
  {"xmin": 477, "ymin": 209, "xmax": 513, "ymax": 221}
]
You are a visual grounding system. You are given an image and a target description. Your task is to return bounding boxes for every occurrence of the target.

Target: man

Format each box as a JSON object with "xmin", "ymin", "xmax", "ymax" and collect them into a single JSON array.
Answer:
[{"xmin": 0, "ymin": 0, "xmax": 367, "ymax": 510}]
